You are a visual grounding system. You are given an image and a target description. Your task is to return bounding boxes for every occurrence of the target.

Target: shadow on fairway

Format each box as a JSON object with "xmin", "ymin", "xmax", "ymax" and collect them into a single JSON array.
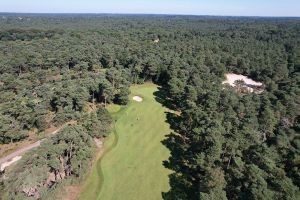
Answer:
[{"xmin": 153, "ymin": 87, "xmax": 198, "ymax": 200}]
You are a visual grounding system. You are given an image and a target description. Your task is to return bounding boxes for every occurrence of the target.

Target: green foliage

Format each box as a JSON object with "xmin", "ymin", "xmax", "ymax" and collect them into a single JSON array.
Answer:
[
  {"xmin": 0, "ymin": 15, "xmax": 299, "ymax": 199},
  {"xmin": 114, "ymin": 87, "xmax": 131, "ymax": 105},
  {"xmin": 1, "ymin": 125, "xmax": 94, "ymax": 199},
  {"xmin": 83, "ymin": 107, "xmax": 113, "ymax": 138}
]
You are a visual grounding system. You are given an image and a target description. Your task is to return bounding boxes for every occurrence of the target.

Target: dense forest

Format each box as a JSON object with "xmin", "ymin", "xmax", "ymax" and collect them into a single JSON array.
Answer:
[{"xmin": 0, "ymin": 14, "xmax": 300, "ymax": 199}]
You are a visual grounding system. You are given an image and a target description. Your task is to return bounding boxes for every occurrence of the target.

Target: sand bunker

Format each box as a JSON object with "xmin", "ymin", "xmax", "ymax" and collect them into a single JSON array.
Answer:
[
  {"xmin": 222, "ymin": 73, "xmax": 263, "ymax": 87},
  {"xmin": 133, "ymin": 96, "xmax": 143, "ymax": 102}
]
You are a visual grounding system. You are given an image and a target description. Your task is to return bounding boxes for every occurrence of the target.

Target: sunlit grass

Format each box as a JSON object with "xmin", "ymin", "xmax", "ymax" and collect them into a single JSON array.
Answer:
[{"xmin": 79, "ymin": 84, "xmax": 172, "ymax": 200}]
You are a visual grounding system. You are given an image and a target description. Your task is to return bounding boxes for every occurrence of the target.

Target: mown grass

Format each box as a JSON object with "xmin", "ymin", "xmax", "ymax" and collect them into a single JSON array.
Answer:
[{"xmin": 79, "ymin": 84, "xmax": 172, "ymax": 200}]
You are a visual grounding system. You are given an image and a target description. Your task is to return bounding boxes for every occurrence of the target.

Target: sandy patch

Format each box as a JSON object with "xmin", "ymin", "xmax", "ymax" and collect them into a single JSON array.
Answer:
[
  {"xmin": 153, "ymin": 38, "xmax": 160, "ymax": 43},
  {"xmin": 133, "ymin": 96, "xmax": 143, "ymax": 102},
  {"xmin": 94, "ymin": 138, "xmax": 103, "ymax": 148},
  {"xmin": 222, "ymin": 73, "xmax": 263, "ymax": 87},
  {"xmin": 0, "ymin": 156, "xmax": 22, "ymax": 171}
]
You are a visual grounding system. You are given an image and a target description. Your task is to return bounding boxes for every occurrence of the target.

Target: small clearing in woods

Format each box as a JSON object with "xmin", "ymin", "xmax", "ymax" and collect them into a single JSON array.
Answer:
[
  {"xmin": 222, "ymin": 73, "xmax": 264, "ymax": 93},
  {"xmin": 133, "ymin": 96, "xmax": 143, "ymax": 102},
  {"xmin": 222, "ymin": 73, "xmax": 263, "ymax": 87},
  {"xmin": 153, "ymin": 38, "xmax": 160, "ymax": 43}
]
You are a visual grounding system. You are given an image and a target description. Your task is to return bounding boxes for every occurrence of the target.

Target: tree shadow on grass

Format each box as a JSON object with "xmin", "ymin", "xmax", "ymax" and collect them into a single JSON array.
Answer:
[
  {"xmin": 153, "ymin": 87, "xmax": 182, "ymax": 133},
  {"xmin": 153, "ymin": 87, "xmax": 177, "ymax": 111},
  {"xmin": 153, "ymin": 87, "xmax": 198, "ymax": 200}
]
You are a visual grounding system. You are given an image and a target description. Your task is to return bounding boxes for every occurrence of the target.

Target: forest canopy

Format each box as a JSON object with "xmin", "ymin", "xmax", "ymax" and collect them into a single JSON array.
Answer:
[{"xmin": 0, "ymin": 14, "xmax": 299, "ymax": 199}]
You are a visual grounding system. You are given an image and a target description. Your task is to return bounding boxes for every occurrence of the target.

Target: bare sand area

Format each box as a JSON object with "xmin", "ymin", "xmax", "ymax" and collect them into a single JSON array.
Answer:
[
  {"xmin": 222, "ymin": 73, "xmax": 263, "ymax": 87},
  {"xmin": 133, "ymin": 96, "xmax": 143, "ymax": 102}
]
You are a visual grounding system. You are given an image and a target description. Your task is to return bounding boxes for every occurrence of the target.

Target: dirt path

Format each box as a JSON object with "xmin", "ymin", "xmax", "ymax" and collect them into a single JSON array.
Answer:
[
  {"xmin": 0, "ymin": 141, "xmax": 41, "ymax": 170},
  {"xmin": 0, "ymin": 121, "xmax": 76, "ymax": 171}
]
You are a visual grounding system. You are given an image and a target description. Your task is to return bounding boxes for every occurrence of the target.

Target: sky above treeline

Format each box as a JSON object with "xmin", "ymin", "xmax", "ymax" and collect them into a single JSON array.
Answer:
[{"xmin": 1, "ymin": 0, "xmax": 299, "ymax": 17}]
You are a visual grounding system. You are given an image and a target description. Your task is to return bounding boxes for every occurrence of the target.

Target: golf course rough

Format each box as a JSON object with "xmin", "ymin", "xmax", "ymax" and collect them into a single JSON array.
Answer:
[{"xmin": 80, "ymin": 84, "xmax": 173, "ymax": 200}]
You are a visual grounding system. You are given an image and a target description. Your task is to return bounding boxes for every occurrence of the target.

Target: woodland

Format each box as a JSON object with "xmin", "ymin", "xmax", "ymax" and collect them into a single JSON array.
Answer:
[{"xmin": 0, "ymin": 14, "xmax": 299, "ymax": 199}]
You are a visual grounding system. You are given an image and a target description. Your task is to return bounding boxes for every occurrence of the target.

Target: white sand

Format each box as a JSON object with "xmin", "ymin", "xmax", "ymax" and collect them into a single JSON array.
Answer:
[
  {"xmin": 133, "ymin": 96, "xmax": 143, "ymax": 102},
  {"xmin": 222, "ymin": 73, "xmax": 263, "ymax": 87},
  {"xmin": 153, "ymin": 38, "xmax": 160, "ymax": 43},
  {"xmin": 0, "ymin": 156, "xmax": 22, "ymax": 171}
]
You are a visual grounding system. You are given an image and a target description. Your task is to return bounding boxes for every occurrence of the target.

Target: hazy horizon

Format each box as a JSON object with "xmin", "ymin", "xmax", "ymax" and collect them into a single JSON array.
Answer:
[{"xmin": 1, "ymin": 0, "xmax": 300, "ymax": 17}]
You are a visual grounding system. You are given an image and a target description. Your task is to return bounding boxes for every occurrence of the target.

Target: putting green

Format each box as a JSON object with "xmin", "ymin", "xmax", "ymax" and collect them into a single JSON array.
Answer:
[{"xmin": 79, "ymin": 84, "xmax": 172, "ymax": 200}]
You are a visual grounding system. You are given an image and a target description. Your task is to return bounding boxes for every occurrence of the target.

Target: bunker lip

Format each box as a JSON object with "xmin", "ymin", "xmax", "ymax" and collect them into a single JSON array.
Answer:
[{"xmin": 133, "ymin": 96, "xmax": 143, "ymax": 102}]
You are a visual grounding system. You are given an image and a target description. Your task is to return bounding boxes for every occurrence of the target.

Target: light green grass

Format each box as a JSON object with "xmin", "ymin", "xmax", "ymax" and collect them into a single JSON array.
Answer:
[
  {"xmin": 79, "ymin": 84, "xmax": 172, "ymax": 200},
  {"xmin": 106, "ymin": 104, "xmax": 121, "ymax": 114}
]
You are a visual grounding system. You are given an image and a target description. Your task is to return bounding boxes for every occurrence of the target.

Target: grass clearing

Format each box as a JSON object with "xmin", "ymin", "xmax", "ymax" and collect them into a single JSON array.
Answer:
[{"xmin": 79, "ymin": 84, "xmax": 172, "ymax": 200}]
